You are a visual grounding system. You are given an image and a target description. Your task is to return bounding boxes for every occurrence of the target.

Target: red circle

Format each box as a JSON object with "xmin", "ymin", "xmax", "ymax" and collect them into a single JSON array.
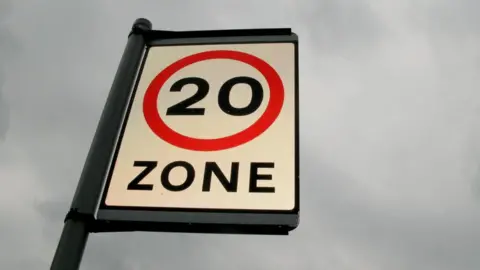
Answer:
[{"xmin": 143, "ymin": 50, "xmax": 284, "ymax": 151}]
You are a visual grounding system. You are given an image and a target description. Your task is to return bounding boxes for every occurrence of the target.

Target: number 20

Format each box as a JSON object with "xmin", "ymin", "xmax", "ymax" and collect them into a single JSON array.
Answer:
[{"xmin": 166, "ymin": 76, "xmax": 264, "ymax": 116}]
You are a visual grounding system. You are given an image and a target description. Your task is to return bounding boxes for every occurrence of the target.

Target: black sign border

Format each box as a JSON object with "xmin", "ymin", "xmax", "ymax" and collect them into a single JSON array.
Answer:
[{"xmin": 95, "ymin": 29, "xmax": 299, "ymax": 235}]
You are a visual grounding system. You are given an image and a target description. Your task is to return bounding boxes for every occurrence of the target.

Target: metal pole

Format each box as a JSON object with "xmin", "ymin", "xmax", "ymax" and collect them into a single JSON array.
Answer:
[
  {"xmin": 50, "ymin": 219, "xmax": 89, "ymax": 270},
  {"xmin": 50, "ymin": 18, "xmax": 152, "ymax": 270}
]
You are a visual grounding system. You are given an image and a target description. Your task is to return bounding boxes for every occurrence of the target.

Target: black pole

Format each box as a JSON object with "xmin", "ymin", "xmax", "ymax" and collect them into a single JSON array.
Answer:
[{"xmin": 50, "ymin": 18, "xmax": 152, "ymax": 270}]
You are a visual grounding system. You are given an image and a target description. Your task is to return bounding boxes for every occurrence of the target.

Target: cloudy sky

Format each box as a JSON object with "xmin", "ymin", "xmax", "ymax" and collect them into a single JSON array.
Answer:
[{"xmin": 1, "ymin": 0, "xmax": 480, "ymax": 269}]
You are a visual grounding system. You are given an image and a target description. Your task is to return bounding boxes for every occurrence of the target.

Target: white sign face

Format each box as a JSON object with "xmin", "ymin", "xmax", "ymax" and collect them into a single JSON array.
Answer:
[{"xmin": 102, "ymin": 42, "xmax": 297, "ymax": 211}]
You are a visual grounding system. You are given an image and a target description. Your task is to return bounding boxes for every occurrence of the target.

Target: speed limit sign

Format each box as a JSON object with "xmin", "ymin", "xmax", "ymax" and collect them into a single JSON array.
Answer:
[{"xmin": 97, "ymin": 30, "xmax": 299, "ymax": 234}]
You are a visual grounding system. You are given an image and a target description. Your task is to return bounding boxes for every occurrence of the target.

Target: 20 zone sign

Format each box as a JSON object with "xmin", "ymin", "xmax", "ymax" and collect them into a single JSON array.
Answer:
[{"xmin": 100, "ymin": 39, "xmax": 298, "ymax": 220}]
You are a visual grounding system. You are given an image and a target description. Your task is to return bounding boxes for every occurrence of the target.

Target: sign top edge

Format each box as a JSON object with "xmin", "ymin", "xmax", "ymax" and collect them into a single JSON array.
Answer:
[
  {"xmin": 144, "ymin": 28, "xmax": 296, "ymax": 39},
  {"xmin": 142, "ymin": 29, "xmax": 298, "ymax": 47}
]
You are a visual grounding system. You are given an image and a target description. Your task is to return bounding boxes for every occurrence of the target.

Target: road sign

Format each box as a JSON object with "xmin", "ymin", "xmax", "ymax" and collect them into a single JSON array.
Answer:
[{"xmin": 96, "ymin": 29, "xmax": 299, "ymax": 235}]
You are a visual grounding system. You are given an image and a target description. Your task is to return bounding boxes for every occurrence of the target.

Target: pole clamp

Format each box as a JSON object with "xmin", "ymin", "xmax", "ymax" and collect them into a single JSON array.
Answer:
[{"xmin": 64, "ymin": 208, "xmax": 95, "ymax": 224}]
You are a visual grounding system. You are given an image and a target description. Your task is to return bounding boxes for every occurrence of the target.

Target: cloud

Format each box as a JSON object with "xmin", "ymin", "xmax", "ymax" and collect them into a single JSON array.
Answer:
[
  {"xmin": 295, "ymin": 0, "xmax": 385, "ymax": 55},
  {"xmin": 1, "ymin": 0, "xmax": 479, "ymax": 270},
  {"xmin": 0, "ymin": 0, "xmax": 17, "ymax": 141},
  {"xmin": 0, "ymin": 83, "xmax": 9, "ymax": 141}
]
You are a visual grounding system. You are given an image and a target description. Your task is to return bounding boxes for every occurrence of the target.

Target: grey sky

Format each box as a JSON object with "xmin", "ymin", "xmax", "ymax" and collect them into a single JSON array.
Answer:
[{"xmin": 1, "ymin": 0, "xmax": 480, "ymax": 269}]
